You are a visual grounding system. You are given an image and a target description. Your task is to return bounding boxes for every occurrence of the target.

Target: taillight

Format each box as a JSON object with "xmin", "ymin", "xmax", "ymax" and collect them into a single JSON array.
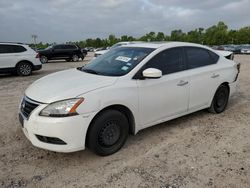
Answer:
[
  {"xmin": 234, "ymin": 63, "xmax": 241, "ymax": 81},
  {"xmin": 36, "ymin": 53, "xmax": 40, "ymax": 58},
  {"xmin": 237, "ymin": 63, "xmax": 241, "ymax": 73}
]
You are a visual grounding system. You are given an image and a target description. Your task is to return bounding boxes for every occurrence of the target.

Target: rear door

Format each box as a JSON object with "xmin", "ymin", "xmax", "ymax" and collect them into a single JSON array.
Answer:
[
  {"xmin": 184, "ymin": 47, "xmax": 220, "ymax": 111},
  {"xmin": 137, "ymin": 47, "xmax": 189, "ymax": 128},
  {"xmin": 53, "ymin": 45, "xmax": 66, "ymax": 59},
  {"xmin": 0, "ymin": 44, "xmax": 20, "ymax": 68},
  {"xmin": 64, "ymin": 44, "xmax": 78, "ymax": 58}
]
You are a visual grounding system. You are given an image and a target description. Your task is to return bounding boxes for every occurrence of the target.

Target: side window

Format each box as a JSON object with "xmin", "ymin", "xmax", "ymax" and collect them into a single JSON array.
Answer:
[
  {"xmin": 12, "ymin": 45, "xmax": 27, "ymax": 53},
  {"xmin": 185, "ymin": 47, "xmax": 216, "ymax": 69},
  {"xmin": 145, "ymin": 48, "xmax": 184, "ymax": 75},
  {"xmin": 0, "ymin": 45, "xmax": 7, "ymax": 53},
  {"xmin": 208, "ymin": 50, "xmax": 219, "ymax": 63},
  {"xmin": 67, "ymin": 45, "xmax": 77, "ymax": 49},
  {"xmin": 0, "ymin": 44, "xmax": 14, "ymax": 53},
  {"xmin": 54, "ymin": 45, "xmax": 63, "ymax": 50}
]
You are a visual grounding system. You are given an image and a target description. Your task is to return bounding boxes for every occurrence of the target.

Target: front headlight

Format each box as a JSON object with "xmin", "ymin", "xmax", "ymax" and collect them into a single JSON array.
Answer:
[{"xmin": 40, "ymin": 98, "xmax": 84, "ymax": 117}]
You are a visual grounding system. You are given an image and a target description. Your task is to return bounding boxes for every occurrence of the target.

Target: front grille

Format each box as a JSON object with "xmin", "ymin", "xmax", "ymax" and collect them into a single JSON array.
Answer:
[{"xmin": 20, "ymin": 97, "xmax": 40, "ymax": 118}]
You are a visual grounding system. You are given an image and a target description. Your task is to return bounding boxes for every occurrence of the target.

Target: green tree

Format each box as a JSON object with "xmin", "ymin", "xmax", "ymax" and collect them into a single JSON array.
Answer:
[
  {"xmin": 204, "ymin": 21, "xmax": 229, "ymax": 45},
  {"xmin": 170, "ymin": 30, "xmax": 185, "ymax": 41},
  {"xmin": 236, "ymin": 27, "xmax": 250, "ymax": 44},
  {"xmin": 155, "ymin": 32, "xmax": 165, "ymax": 41}
]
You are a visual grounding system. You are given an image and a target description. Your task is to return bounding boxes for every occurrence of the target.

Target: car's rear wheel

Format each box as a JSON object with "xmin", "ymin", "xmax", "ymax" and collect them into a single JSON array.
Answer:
[
  {"xmin": 40, "ymin": 56, "xmax": 48, "ymax": 64},
  {"xmin": 16, "ymin": 62, "xmax": 32, "ymax": 76},
  {"xmin": 72, "ymin": 55, "xmax": 79, "ymax": 62},
  {"xmin": 87, "ymin": 110, "xmax": 129, "ymax": 156},
  {"xmin": 208, "ymin": 84, "xmax": 229, "ymax": 113}
]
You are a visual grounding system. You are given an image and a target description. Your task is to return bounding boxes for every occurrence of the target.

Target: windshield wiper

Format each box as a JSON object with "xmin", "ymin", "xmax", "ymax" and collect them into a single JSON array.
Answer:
[{"xmin": 81, "ymin": 68, "xmax": 101, "ymax": 75}]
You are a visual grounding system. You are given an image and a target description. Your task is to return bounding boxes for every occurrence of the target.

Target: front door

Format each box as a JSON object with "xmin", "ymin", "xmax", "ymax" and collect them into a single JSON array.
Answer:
[{"xmin": 137, "ymin": 47, "xmax": 189, "ymax": 128}]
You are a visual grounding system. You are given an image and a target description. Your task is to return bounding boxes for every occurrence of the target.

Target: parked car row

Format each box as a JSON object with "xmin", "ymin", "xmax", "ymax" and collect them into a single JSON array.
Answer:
[{"xmin": 212, "ymin": 44, "xmax": 250, "ymax": 54}]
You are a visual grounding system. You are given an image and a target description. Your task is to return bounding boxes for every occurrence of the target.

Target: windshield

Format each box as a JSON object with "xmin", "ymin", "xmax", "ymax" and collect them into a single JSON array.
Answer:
[{"xmin": 81, "ymin": 47, "xmax": 154, "ymax": 76}]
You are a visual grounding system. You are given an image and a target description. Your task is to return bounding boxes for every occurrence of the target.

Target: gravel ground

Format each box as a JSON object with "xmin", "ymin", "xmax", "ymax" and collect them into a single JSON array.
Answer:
[{"xmin": 0, "ymin": 54, "xmax": 250, "ymax": 188}]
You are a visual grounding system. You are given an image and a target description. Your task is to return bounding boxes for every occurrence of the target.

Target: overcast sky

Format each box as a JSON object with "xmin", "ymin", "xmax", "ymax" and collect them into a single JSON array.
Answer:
[{"xmin": 0, "ymin": 0, "xmax": 249, "ymax": 43}]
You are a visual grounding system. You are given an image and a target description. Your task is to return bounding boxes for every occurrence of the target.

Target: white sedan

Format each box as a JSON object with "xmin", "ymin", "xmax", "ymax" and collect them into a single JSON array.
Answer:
[{"xmin": 19, "ymin": 42, "xmax": 240, "ymax": 156}]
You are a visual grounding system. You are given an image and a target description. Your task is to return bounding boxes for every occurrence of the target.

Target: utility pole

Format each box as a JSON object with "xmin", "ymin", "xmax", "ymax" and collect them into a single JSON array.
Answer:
[{"xmin": 31, "ymin": 34, "xmax": 38, "ymax": 49}]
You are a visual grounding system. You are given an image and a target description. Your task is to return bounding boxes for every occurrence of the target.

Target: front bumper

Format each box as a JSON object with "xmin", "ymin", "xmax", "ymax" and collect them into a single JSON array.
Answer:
[
  {"xmin": 229, "ymin": 80, "xmax": 238, "ymax": 97},
  {"xmin": 19, "ymin": 103, "xmax": 96, "ymax": 153}
]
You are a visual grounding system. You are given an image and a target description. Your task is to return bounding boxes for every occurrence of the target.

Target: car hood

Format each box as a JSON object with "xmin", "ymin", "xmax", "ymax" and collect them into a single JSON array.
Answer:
[{"xmin": 25, "ymin": 68, "xmax": 118, "ymax": 103}]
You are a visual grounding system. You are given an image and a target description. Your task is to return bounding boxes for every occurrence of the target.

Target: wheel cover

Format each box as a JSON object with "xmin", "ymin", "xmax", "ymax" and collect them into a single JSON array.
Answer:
[
  {"xmin": 72, "ymin": 55, "xmax": 78, "ymax": 61},
  {"xmin": 40, "ymin": 56, "xmax": 47, "ymax": 63},
  {"xmin": 98, "ymin": 121, "xmax": 121, "ymax": 147},
  {"xmin": 215, "ymin": 89, "xmax": 227, "ymax": 109},
  {"xmin": 19, "ymin": 64, "xmax": 31, "ymax": 75}
]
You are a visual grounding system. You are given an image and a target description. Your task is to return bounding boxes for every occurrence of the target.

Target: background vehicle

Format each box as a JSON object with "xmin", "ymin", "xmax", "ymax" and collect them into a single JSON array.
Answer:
[
  {"xmin": 0, "ymin": 42, "xmax": 42, "ymax": 76},
  {"xmin": 38, "ymin": 44, "xmax": 87, "ymax": 63},
  {"xmin": 241, "ymin": 45, "xmax": 250, "ymax": 54},
  {"xmin": 94, "ymin": 41, "xmax": 142, "ymax": 57},
  {"xmin": 20, "ymin": 42, "xmax": 239, "ymax": 156}
]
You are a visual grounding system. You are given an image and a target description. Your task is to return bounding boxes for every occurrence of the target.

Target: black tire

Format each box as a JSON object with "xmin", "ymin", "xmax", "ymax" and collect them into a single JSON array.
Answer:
[
  {"xmin": 208, "ymin": 84, "xmax": 229, "ymax": 113},
  {"xmin": 65, "ymin": 58, "xmax": 71, "ymax": 62},
  {"xmin": 87, "ymin": 110, "xmax": 129, "ymax": 156},
  {"xmin": 16, "ymin": 62, "xmax": 32, "ymax": 76},
  {"xmin": 40, "ymin": 56, "xmax": 48, "ymax": 64},
  {"xmin": 72, "ymin": 54, "xmax": 79, "ymax": 62}
]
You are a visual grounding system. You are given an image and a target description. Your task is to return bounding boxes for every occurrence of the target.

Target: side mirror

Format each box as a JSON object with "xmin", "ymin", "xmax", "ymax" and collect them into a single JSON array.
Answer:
[{"xmin": 142, "ymin": 68, "xmax": 162, "ymax": 79}]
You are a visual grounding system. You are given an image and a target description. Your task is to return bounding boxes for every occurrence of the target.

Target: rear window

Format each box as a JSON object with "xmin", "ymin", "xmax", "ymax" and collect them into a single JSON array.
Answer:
[
  {"xmin": 185, "ymin": 47, "xmax": 217, "ymax": 69},
  {"xmin": 208, "ymin": 50, "xmax": 219, "ymax": 62},
  {"xmin": 0, "ymin": 44, "xmax": 27, "ymax": 53}
]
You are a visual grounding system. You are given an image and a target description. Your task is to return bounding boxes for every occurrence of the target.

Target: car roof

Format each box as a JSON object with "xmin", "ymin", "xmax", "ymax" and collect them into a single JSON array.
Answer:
[
  {"xmin": 124, "ymin": 41, "xmax": 209, "ymax": 49},
  {"xmin": 0, "ymin": 42, "xmax": 26, "ymax": 46}
]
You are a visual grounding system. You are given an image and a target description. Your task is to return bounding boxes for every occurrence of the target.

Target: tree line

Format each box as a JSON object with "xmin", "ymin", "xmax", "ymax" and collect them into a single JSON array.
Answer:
[{"xmin": 30, "ymin": 21, "xmax": 250, "ymax": 49}]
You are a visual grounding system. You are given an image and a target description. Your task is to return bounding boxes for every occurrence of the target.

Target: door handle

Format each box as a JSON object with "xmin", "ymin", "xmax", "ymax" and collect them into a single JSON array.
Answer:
[
  {"xmin": 177, "ymin": 80, "xmax": 189, "ymax": 86},
  {"xmin": 211, "ymin": 73, "xmax": 220, "ymax": 78}
]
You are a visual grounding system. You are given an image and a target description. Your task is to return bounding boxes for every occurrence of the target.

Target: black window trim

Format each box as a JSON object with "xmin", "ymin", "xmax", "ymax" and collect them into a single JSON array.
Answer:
[{"xmin": 132, "ymin": 47, "xmax": 186, "ymax": 80}]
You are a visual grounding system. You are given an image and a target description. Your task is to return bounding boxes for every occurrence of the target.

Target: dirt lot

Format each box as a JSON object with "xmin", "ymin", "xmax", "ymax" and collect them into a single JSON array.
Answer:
[{"xmin": 0, "ymin": 54, "xmax": 250, "ymax": 188}]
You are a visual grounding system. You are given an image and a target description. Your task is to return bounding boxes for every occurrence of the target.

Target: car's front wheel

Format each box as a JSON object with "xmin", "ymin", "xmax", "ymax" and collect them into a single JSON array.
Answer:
[
  {"xmin": 87, "ymin": 110, "xmax": 129, "ymax": 156},
  {"xmin": 16, "ymin": 62, "xmax": 32, "ymax": 76},
  {"xmin": 208, "ymin": 84, "xmax": 229, "ymax": 113}
]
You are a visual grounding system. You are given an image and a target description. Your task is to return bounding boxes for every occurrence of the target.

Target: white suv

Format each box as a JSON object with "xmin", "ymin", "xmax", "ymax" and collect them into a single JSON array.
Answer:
[
  {"xmin": 19, "ymin": 42, "xmax": 240, "ymax": 156},
  {"xmin": 0, "ymin": 43, "xmax": 42, "ymax": 76}
]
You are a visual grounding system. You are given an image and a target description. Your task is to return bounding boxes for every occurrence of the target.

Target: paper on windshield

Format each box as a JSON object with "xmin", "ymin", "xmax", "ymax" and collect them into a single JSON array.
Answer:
[{"xmin": 115, "ymin": 56, "xmax": 131, "ymax": 63}]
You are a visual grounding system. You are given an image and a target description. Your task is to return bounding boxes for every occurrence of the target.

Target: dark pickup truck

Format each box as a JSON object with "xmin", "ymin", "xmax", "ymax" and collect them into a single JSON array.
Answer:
[{"xmin": 38, "ymin": 44, "xmax": 87, "ymax": 63}]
